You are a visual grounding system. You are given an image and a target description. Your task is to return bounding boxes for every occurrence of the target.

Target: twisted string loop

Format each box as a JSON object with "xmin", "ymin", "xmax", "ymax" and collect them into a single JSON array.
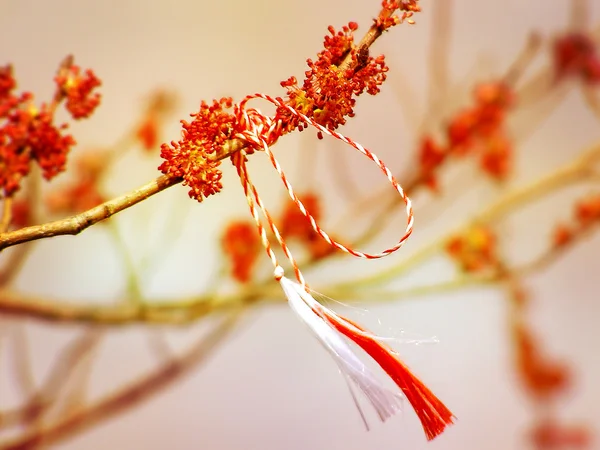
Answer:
[{"xmin": 232, "ymin": 93, "xmax": 413, "ymax": 271}]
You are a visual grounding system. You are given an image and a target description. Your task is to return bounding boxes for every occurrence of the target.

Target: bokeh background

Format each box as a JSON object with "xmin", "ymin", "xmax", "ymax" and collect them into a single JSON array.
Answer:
[{"xmin": 1, "ymin": 0, "xmax": 599, "ymax": 449}]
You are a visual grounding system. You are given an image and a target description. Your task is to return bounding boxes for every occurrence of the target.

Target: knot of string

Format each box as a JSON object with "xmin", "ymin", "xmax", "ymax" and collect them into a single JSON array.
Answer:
[{"xmin": 230, "ymin": 93, "xmax": 414, "ymax": 288}]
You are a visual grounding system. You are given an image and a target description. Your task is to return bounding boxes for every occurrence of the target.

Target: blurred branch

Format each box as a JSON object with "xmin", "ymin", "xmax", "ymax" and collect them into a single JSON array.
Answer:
[
  {"xmin": 0, "ymin": 311, "xmax": 243, "ymax": 450},
  {"xmin": 0, "ymin": 284, "xmax": 264, "ymax": 325},
  {"xmin": 329, "ymin": 216, "xmax": 600, "ymax": 303},
  {"xmin": 423, "ymin": 0, "xmax": 453, "ymax": 126},
  {"xmin": 328, "ymin": 143, "xmax": 600, "ymax": 292},
  {"xmin": 0, "ymin": 330, "xmax": 101, "ymax": 430},
  {"xmin": 2, "ymin": 141, "xmax": 599, "ymax": 324},
  {"xmin": 10, "ymin": 326, "xmax": 37, "ymax": 400}
]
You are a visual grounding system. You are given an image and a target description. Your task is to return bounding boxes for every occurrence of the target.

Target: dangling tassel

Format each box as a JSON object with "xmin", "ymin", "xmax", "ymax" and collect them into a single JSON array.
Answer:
[
  {"xmin": 321, "ymin": 309, "xmax": 455, "ymax": 440},
  {"xmin": 280, "ymin": 274, "xmax": 454, "ymax": 439},
  {"xmin": 280, "ymin": 275, "xmax": 403, "ymax": 427},
  {"xmin": 231, "ymin": 100, "xmax": 454, "ymax": 439}
]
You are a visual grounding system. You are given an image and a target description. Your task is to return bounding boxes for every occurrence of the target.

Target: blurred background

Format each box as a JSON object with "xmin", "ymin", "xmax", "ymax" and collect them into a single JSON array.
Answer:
[{"xmin": 1, "ymin": 0, "xmax": 599, "ymax": 449}]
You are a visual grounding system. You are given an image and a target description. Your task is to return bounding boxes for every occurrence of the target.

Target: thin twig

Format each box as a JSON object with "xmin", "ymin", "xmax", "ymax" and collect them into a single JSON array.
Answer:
[
  {"xmin": 0, "ymin": 174, "xmax": 180, "ymax": 251},
  {"xmin": 0, "ymin": 311, "xmax": 243, "ymax": 450},
  {"xmin": 338, "ymin": 2, "xmax": 411, "ymax": 73},
  {"xmin": 424, "ymin": 0, "xmax": 453, "ymax": 122},
  {"xmin": 10, "ymin": 326, "xmax": 37, "ymax": 400},
  {"xmin": 0, "ymin": 285, "xmax": 262, "ymax": 325},
  {"xmin": 0, "ymin": 246, "xmax": 31, "ymax": 286},
  {"xmin": 0, "ymin": 330, "xmax": 101, "ymax": 430},
  {"xmin": 327, "ymin": 143, "xmax": 600, "ymax": 291}
]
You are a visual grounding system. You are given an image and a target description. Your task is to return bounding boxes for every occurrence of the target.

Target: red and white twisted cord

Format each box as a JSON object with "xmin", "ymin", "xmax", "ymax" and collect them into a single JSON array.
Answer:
[
  {"xmin": 231, "ymin": 95, "xmax": 454, "ymax": 441},
  {"xmin": 238, "ymin": 93, "xmax": 414, "ymax": 260},
  {"xmin": 232, "ymin": 151, "xmax": 305, "ymax": 285}
]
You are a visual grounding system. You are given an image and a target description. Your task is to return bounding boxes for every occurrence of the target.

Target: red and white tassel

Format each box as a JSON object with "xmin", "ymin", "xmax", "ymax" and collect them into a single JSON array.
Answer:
[
  {"xmin": 231, "ymin": 95, "xmax": 455, "ymax": 440},
  {"xmin": 279, "ymin": 271, "xmax": 455, "ymax": 440},
  {"xmin": 280, "ymin": 273, "xmax": 403, "ymax": 428}
]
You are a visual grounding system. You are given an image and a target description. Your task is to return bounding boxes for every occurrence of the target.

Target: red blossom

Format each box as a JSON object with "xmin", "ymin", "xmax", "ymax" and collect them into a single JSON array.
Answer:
[
  {"xmin": 419, "ymin": 135, "xmax": 446, "ymax": 171},
  {"xmin": 419, "ymin": 81, "xmax": 516, "ymax": 188},
  {"xmin": 136, "ymin": 90, "xmax": 177, "ymax": 152},
  {"xmin": 419, "ymin": 82, "xmax": 515, "ymax": 189},
  {"xmin": 1, "ymin": 60, "xmax": 101, "ymax": 197},
  {"xmin": 280, "ymin": 192, "xmax": 336, "ymax": 259},
  {"xmin": 0, "ymin": 65, "xmax": 16, "ymax": 99},
  {"xmin": 474, "ymin": 81, "xmax": 514, "ymax": 109},
  {"xmin": 136, "ymin": 116, "xmax": 158, "ymax": 151},
  {"xmin": 28, "ymin": 109, "xmax": 76, "ymax": 180},
  {"xmin": 0, "ymin": 145, "xmax": 30, "ymax": 197},
  {"xmin": 221, "ymin": 220, "xmax": 262, "ymax": 283},
  {"xmin": 479, "ymin": 131, "xmax": 512, "ymax": 180},
  {"xmin": 279, "ymin": 22, "xmax": 390, "ymax": 134},
  {"xmin": 447, "ymin": 108, "xmax": 480, "ymax": 154},
  {"xmin": 418, "ymin": 135, "xmax": 446, "ymax": 191},
  {"xmin": 574, "ymin": 193, "xmax": 600, "ymax": 226},
  {"xmin": 447, "ymin": 82, "xmax": 514, "ymax": 154},
  {"xmin": 281, "ymin": 192, "xmax": 321, "ymax": 238},
  {"xmin": 474, "ymin": 82, "xmax": 514, "ymax": 135},
  {"xmin": 553, "ymin": 33, "xmax": 600, "ymax": 84},
  {"xmin": 514, "ymin": 324, "xmax": 570, "ymax": 399},
  {"xmin": 377, "ymin": 1, "xmax": 421, "ymax": 29},
  {"xmin": 1, "ymin": 106, "xmax": 75, "ymax": 196},
  {"xmin": 552, "ymin": 224, "xmax": 573, "ymax": 248},
  {"xmin": 530, "ymin": 420, "xmax": 591, "ymax": 450},
  {"xmin": 55, "ymin": 65, "xmax": 102, "ymax": 119},
  {"xmin": 158, "ymin": 97, "xmax": 235, "ymax": 202},
  {"xmin": 10, "ymin": 198, "xmax": 31, "ymax": 229},
  {"xmin": 548, "ymin": 193, "xmax": 600, "ymax": 250},
  {"xmin": 446, "ymin": 226, "xmax": 498, "ymax": 272}
]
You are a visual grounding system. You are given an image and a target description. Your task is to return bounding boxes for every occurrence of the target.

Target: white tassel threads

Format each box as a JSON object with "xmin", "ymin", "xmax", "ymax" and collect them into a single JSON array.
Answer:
[{"xmin": 280, "ymin": 276, "xmax": 403, "ymax": 427}]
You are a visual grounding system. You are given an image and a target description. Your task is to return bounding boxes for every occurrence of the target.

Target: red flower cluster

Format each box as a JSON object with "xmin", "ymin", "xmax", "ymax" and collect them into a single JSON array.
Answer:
[
  {"xmin": 575, "ymin": 193, "xmax": 600, "ymax": 226},
  {"xmin": 222, "ymin": 192, "xmax": 334, "ymax": 283},
  {"xmin": 446, "ymin": 225, "xmax": 498, "ymax": 273},
  {"xmin": 137, "ymin": 117, "xmax": 158, "ymax": 151},
  {"xmin": 0, "ymin": 65, "xmax": 16, "ymax": 99},
  {"xmin": 280, "ymin": 191, "xmax": 335, "ymax": 259},
  {"xmin": 1, "ymin": 65, "xmax": 79, "ymax": 197},
  {"xmin": 551, "ymin": 192, "xmax": 600, "ymax": 248},
  {"xmin": 162, "ymin": 4, "xmax": 420, "ymax": 204},
  {"xmin": 10, "ymin": 197, "xmax": 31, "ymax": 229},
  {"xmin": 45, "ymin": 149, "xmax": 107, "ymax": 215},
  {"xmin": 279, "ymin": 21, "xmax": 389, "ymax": 135},
  {"xmin": 553, "ymin": 33, "xmax": 600, "ymax": 85},
  {"xmin": 1, "ymin": 61, "xmax": 102, "ymax": 198},
  {"xmin": 530, "ymin": 420, "xmax": 591, "ymax": 450},
  {"xmin": 55, "ymin": 65, "xmax": 102, "ymax": 119},
  {"xmin": 159, "ymin": 98, "xmax": 235, "ymax": 202},
  {"xmin": 28, "ymin": 111, "xmax": 76, "ymax": 180},
  {"xmin": 420, "ymin": 82, "xmax": 515, "ymax": 189},
  {"xmin": 221, "ymin": 220, "xmax": 262, "ymax": 283},
  {"xmin": 378, "ymin": 0, "xmax": 421, "ymax": 29},
  {"xmin": 514, "ymin": 323, "xmax": 570, "ymax": 399},
  {"xmin": 136, "ymin": 90, "xmax": 177, "ymax": 152}
]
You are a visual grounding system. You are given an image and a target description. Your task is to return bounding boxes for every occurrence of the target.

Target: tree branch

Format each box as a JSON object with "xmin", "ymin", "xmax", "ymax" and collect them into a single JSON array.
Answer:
[
  {"xmin": 0, "ymin": 2, "xmax": 409, "ymax": 253},
  {"xmin": 0, "ymin": 175, "xmax": 180, "ymax": 251}
]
